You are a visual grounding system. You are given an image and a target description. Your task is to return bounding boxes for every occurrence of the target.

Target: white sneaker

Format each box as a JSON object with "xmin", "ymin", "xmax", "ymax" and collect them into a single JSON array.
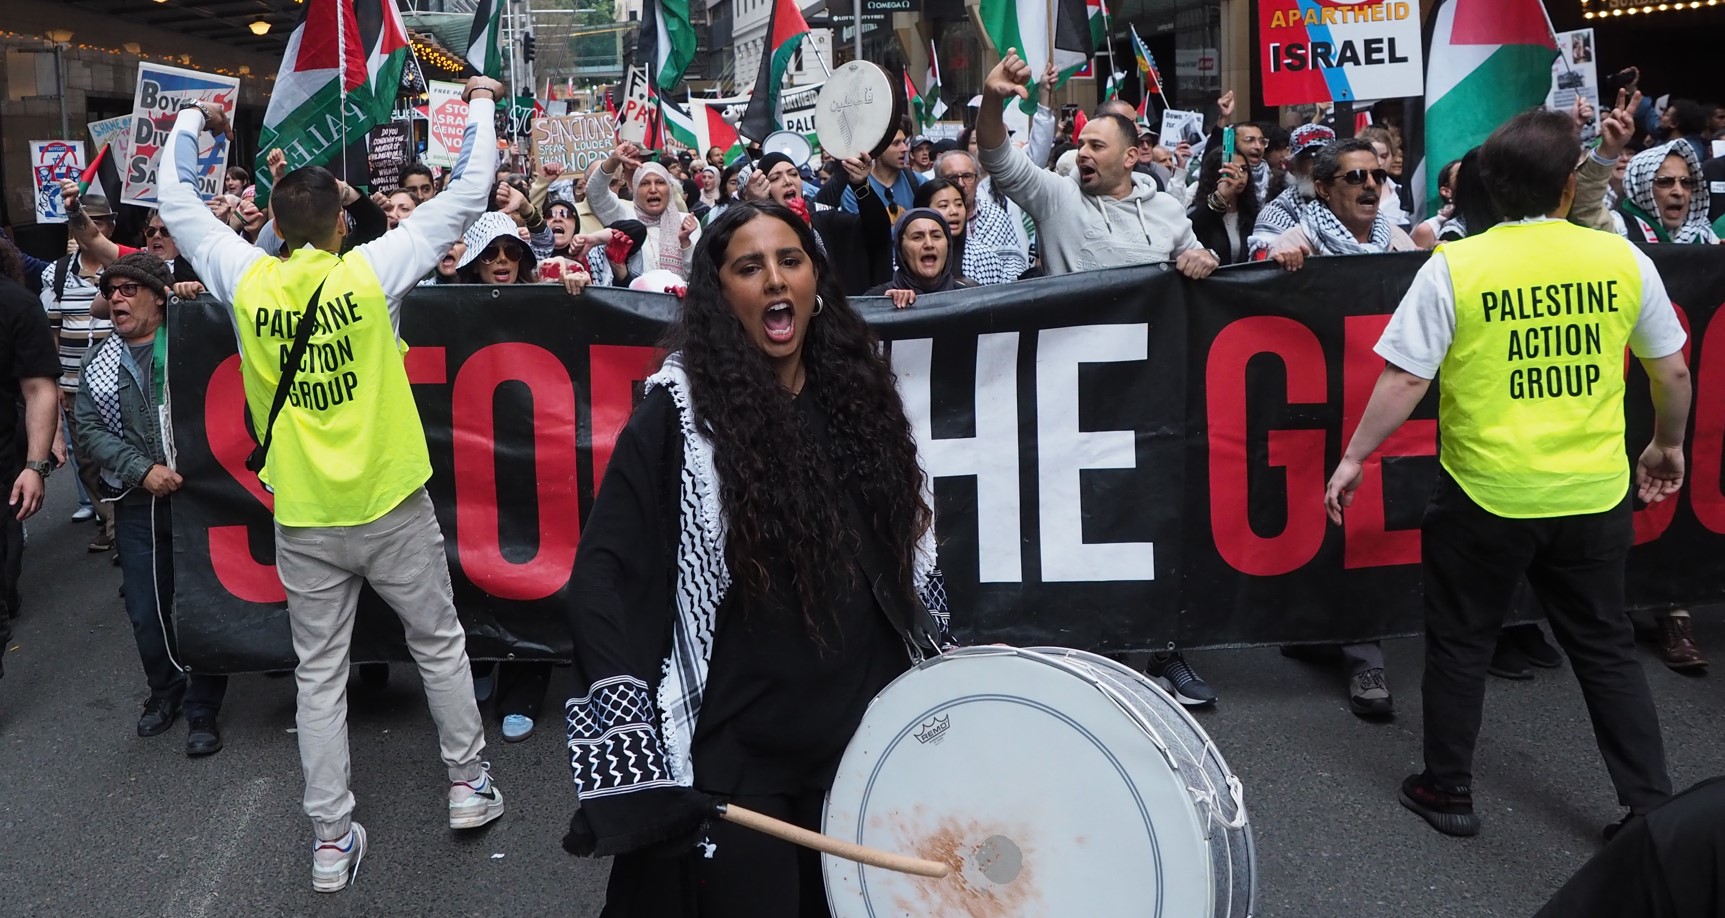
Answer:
[
  {"xmin": 311, "ymin": 822, "xmax": 366, "ymax": 893},
  {"xmin": 449, "ymin": 765, "xmax": 505, "ymax": 829},
  {"xmin": 70, "ymin": 506, "xmax": 95, "ymax": 522}
]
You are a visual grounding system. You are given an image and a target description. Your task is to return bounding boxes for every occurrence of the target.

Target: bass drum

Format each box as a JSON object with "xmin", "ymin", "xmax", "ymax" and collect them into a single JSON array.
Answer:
[{"xmin": 822, "ymin": 645, "xmax": 1256, "ymax": 917}]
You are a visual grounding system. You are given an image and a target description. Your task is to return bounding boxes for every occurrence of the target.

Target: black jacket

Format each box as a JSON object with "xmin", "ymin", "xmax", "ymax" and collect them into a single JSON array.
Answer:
[{"xmin": 811, "ymin": 173, "xmax": 895, "ymax": 294}]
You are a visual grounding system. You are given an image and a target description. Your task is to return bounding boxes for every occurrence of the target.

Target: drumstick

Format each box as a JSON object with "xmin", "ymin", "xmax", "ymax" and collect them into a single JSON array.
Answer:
[{"xmin": 715, "ymin": 803, "xmax": 952, "ymax": 879}]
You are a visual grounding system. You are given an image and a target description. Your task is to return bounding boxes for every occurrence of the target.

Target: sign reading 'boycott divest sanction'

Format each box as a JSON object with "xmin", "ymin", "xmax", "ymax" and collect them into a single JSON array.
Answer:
[
  {"xmin": 1259, "ymin": 0, "xmax": 1423, "ymax": 105},
  {"xmin": 166, "ymin": 250, "xmax": 1725, "ymax": 672},
  {"xmin": 122, "ymin": 62, "xmax": 239, "ymax": 206}
]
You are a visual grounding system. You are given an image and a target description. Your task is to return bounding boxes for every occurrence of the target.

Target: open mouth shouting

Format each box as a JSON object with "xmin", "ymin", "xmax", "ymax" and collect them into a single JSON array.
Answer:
[{"xmin": 764, "ymin": 299, "xmax": 796, "ymax": 344}]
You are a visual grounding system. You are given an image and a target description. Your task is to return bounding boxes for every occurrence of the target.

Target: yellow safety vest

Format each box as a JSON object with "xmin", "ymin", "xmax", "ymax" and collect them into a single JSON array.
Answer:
[
  {"xmin": 1436, "ymin": 220, "xmax": 1642, "ymax": 518},
  {"xmin": 232, "ymin": 248, "xmax": 430, "ymax": 527}
]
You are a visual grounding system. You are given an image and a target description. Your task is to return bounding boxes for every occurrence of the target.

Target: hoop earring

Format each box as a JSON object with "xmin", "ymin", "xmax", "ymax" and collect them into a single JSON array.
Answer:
[{"xmin": 812, "ymin": 295, "xmax": 824, "ymax": 316}]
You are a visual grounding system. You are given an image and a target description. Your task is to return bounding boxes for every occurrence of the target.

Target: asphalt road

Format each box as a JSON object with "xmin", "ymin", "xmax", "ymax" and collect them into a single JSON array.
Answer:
[{"xmin": 4, "ymin": 474, "xmax": 1723, "ymax": 918}]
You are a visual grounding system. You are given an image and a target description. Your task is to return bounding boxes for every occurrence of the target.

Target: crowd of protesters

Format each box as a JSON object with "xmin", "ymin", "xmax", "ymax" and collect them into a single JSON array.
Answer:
[{"xmin": 0, "ymin": 45, "xmax": 1721, "ymax": 899}]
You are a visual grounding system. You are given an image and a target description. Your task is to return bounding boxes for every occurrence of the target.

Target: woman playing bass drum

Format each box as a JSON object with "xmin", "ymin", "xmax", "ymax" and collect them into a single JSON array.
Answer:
[{"xmin": 560, "ymin": 201, "xmax": 950, "ymax": 918}]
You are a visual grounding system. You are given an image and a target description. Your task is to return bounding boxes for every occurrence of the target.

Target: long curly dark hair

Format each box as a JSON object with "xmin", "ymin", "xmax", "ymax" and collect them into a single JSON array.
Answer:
[{"xmin": 661, "ymin": 201, "xmax": 932, "ymax": 637}]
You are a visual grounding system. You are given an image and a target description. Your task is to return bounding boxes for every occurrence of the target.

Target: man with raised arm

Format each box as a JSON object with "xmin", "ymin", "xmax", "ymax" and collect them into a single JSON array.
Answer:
[{"xmin": 156, "ymin": 75, "xmax": 507, "ymax": 893}]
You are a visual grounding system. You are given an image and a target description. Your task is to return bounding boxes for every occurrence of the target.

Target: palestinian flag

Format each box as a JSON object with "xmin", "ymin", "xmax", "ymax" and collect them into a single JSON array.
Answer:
[
  {"xmin": 638, "ymin": 0, "xmax": 696, "ymax": 92},
  {"xmin": 925, "ymin": 40, "xmax": 949, "ymax": 122},
  {"xmin": 1423, "ymin": 0, "xmax": 1558, "ymax": 215},
  {"xmin": 465, "ymin": 0, "xmax": 504, "ymax": 79},
  {"xmin": 980, "ymin": 0, "xmax": 1092, "ymax": 109},
  {"xmin": 255, "ymin": 0, "xmax": 412, "ymax": 205},
  {"xmin": 1087, "ymin": 0, "xmax": 1109, "ymax": 51},
  {"xmin": 691, "ymin": 95, "xmax": 746, "ymax": 164},
  {"xmin": 661, "ymin": 96, "xmax": 699, "ymax": 151},
  {"xmin": 905, "ymin": 70, "xmax": 931, "ymax": 130},
  {"xmin": 739, "ymin": 0, "xmax": 811, "ymax": 142}
]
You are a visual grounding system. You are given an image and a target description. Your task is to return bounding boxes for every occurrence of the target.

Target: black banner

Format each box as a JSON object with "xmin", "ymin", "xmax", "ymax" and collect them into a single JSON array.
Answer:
[{"xmin": 168, "ymin": 249, "xmax": 1725, "ymax": 671}]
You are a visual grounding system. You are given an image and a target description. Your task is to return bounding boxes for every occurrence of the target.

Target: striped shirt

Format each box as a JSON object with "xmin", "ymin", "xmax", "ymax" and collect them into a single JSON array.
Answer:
[{"xmin": 39, "ymin": 251, "xmax": 115, "ymax": 394}]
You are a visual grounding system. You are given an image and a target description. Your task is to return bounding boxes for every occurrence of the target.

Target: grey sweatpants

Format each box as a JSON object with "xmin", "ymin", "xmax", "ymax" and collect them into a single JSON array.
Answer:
[{"xmin": 274, "ymin": 488, "xmax": 485, "ymax": 840}]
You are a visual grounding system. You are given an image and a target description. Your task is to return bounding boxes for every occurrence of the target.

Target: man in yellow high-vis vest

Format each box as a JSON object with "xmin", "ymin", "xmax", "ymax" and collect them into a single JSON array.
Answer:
[
  {"xmin": 157, "ymin": 76, "xmax": 506, "ymax": 893},
  {"xmin": 1324, "ymin": 109, "xmax": 1692, "ymax": 842}
]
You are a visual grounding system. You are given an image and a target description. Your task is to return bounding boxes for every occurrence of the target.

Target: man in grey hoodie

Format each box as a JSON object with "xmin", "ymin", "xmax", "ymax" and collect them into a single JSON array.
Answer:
[{"xmin": 977, "ymin": 49, "xmax": 1219, "ymax": 280}]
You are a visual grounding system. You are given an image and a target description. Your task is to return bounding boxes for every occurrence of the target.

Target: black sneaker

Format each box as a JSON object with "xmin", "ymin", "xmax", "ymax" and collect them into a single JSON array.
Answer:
[
  {"xmin": 1488, "ymin": 634, "xmax": 1534, "ymax": 680},
  {"xmin": 1349, "ymin": 668, "xmax": 1394, "ymax": 719},
  {"xmin": 1399, "ymin": 772, "xmax": 1480, "ymax": 837},
  {"xmin": 1147, "ymin": 651, "xmax": 1217, "ymax": 707},
  {"xmin": 1508, "ymin": 623, "xmax": 1563, "ymax": 669},
  {"xmin": 185, "ymin": 715, "xmax": 223, "ymax": 757},
  {"xmin": 138, "ymin": 696, "xmax": 181, "ymax": 737}
]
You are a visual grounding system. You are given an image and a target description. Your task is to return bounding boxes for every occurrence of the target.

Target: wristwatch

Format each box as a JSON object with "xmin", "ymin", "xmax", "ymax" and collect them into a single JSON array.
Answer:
[{"xmin": 24, "ymin": 460, "xmax": 51, "ymax": 479}]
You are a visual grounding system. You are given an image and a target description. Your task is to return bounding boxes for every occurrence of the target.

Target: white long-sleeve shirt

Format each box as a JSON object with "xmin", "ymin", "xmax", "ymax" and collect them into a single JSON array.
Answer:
[{"xmin": 158, "ymin": 98, "xmax": 499, "ymax": 332}]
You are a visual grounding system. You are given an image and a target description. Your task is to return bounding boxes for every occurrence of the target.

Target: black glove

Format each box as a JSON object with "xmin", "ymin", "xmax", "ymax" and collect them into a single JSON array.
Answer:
[{"xmin": 563, "ymin": 786, "xmax": 721, "ymax": 858}]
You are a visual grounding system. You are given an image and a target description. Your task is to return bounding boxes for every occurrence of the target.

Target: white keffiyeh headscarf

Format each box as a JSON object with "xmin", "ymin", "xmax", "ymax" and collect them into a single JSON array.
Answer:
[
  {"xmin": 630, "ymin": 162, "xmax": 691, "ymax": 276},
  {"xmin": 1620, "ymin": 141, "xmax": 1717, "ymax": 245}
]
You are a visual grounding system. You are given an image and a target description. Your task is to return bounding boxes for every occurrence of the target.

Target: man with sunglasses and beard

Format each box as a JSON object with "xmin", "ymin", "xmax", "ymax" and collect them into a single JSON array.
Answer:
[
  {"xmin": 1268, "ymin": 137, "xmax": 1414, "ymax": 721},
  {"xmin": 155, "ymin": 75, "xmax": 509, "ymax": 891},
  {"xmin": 1268, "ymin": 138, "xmax": 1417, "ymax": 270}
]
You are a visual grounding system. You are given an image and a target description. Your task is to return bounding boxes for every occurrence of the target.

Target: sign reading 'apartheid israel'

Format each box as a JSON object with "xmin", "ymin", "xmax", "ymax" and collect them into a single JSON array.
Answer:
[
  {"xmin": 167, "ymin": 250, "xmax": 1725, "ymax": 672},
  {"xmin": 1258, "ymin": 0, "xmax": 1423, "ymax": 105}
]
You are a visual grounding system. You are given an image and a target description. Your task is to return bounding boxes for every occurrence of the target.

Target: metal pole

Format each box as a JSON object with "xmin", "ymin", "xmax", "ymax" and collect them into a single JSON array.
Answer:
[
  {"xmin": 852, "ymin": 0, "xmax": 863, "ymax": 60},
  {"xmin": 54, "ymin": 44, "xmax": 69, "ymax": 140}
]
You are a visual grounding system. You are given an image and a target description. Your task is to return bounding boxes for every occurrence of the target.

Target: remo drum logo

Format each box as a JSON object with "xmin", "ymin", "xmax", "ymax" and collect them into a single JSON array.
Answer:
[{"xmin": 914, "ymin": 715, "xmax": 951, "ymax": 745}]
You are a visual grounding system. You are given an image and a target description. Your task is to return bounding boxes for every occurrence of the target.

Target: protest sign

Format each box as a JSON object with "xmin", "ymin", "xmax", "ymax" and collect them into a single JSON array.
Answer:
[
  {"xmin": 426, "ymin": 81, "xmax": 467, "ymax": 168},
  {"xmin": 87, "ymin": 115, "xmax": 132, "ymax": 161},
  {"xmin": 29, "ymin": 141, "xmax": 85, "ymax": 223},
  {"xmin": 121, "ymin": 63, "xmax": 239, "ymax": 206},
  {"xmin": 1259, "ymin": 0, "xmax": 1423, "ymax": 105},
  {"xmin": 617, "ymin": 66, "xmax": 653, "ymax": 145},
  {"xmin": 1159, "ymin": 109, "xmax": 1205, "ymax": 147},
  {"xmin": 1548, "ymin": 29, "xmax": 1600, "ymax": 142},
  {"xmin": 529, "ymin": 112, "xmax": 618, "ymax": 173},
  {"xmin": 366, "ymin": 121, "xmax": 413, "ymax": 189},
  {"xmin": 166, "ymin": 250, "xmax": 1725, "ymax": 668}
]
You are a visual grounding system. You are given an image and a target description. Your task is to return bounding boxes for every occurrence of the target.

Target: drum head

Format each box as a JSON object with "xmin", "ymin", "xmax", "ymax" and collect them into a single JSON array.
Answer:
[
  {"xmin": 762, "ymin": 130, "xmax": 814, "ymax": 167},
  {"xmin": 816, "ymin": 61, "xmax": 905, "ymax": 161},
  {"xmin": 823, "ymin": 647, "xmax": 1214, "ymax": 917}
]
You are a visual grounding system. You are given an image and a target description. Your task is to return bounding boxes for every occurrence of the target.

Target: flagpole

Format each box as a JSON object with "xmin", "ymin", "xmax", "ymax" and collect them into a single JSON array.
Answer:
[{"xmin": 1046, "ymin": 0, "xmax": 1056, "ymax": 85}]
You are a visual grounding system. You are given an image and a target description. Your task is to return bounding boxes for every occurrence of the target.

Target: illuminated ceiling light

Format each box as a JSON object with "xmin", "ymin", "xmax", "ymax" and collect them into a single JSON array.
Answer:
[
  {"xmin": 122, "ymin": 41, "xmax": 141, "ymax": 53},
  {"xmin": 44, "ymin": 28, "xmax": 74, "ymax": 43},
  {"xmin": 238, "ymin": 64, "xmax": 251, "ymax": 74},
  {"xmin": 249, "ymin": 20, "xmax": 271, "ymax": 35}
]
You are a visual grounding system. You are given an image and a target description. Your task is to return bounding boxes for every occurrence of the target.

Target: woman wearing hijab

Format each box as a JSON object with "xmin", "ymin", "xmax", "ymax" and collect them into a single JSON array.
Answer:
[
  {"xmin": 1614, "ymin": 140, "xmax": 1720, "ymax": 245},
  {"xmin": 913, "ymin": 178, "xmax": 968, "ymax": 272},
  {"xmin": 864, "ymin": 207, "xmax": 975, "ymax": 308},
  {"xmin": 560, "ymin": 201, "xmax": 948, "ymax": 916},
  {"xmin": 698, "ymin": 165, "xmax": 723, "ymax": 213},
  {"xmin": 589, "ymin": 142, "xmax": 703, "ymax": 280}
]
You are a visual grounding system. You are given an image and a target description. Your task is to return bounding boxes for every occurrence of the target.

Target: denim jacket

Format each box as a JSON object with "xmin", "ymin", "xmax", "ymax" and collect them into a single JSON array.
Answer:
[{"xmin": 72, "ymin": 336, "xmax": 164, "ymax": 504}]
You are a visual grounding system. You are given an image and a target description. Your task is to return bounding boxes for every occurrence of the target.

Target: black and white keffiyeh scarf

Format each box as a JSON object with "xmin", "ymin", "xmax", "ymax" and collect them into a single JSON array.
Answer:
[
  {"xmin": 1298, "ymin": 198, "xmax": 1395, "ymax": 255},
  {"xmin": 564, "ymin": 355, "xmax": 948, "ymax": 801},
  {"xmin": 963, "ymin": 195, "xmax": 1031, "ymax": 285},
  {"xmin": 83, "ymin": 334, "xmax": 134, "ymax": 491},
  {"xmin": 1620, "ymin": 140, "xmax": 1718, "ymax": 245}
]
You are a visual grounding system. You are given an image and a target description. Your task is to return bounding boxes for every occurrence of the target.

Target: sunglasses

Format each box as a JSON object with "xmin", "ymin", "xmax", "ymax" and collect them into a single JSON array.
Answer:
[
  {"xmin": 1652, "ymin": 175, "xmax": 1699, "ymax": 190},
  {"xmin": 478, "ymin": 241, "xmax": 525, "ymax": 264},
  {"xmin": 144, "ymin": 225, "xmax": 171, "ymax": 239},
  {"xmin": 99, "ymin": 281, "xmax": 146, "ymax": 298},
  {"xmin": 1334, "ymin": 168, "xmax": 1390, "ymax": 186}
]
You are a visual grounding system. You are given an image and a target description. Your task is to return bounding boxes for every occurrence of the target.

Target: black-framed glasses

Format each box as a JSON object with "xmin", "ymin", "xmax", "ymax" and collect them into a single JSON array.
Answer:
[
  {"xmin": 1652, "ymin": 175, "xmax": 1699, "ymax": 190},
  {"xmin": 99, "ymin": 281, "xmax": 144, "ymax": 298},
  {"xmin": 1335, "ymin": 168, "xmax": 1390, "ymax": 186},
  {"xmin": 944, "ymin": 171, "xmax": 980, "ymax": 184},
  {"xmin": 144, "ymin": 225, "xmax": 171, "ymax": 239},
  {"xmin": 479, "ymin": 241, "xmax": 525, "ymax": 264}
]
